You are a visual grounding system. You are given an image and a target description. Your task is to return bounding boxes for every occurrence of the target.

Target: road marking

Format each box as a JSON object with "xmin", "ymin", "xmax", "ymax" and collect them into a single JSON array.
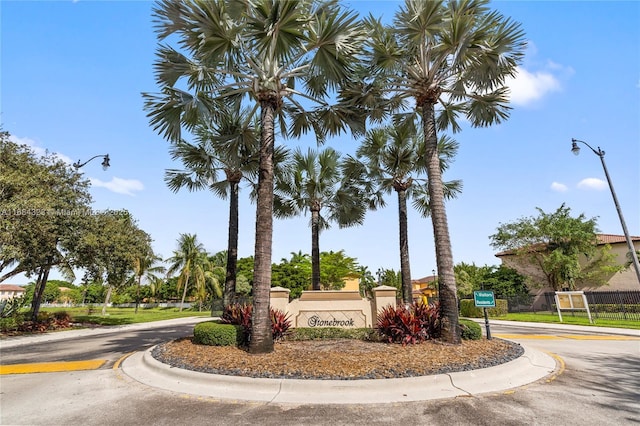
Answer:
[
  {"xmin": 495, "ymin": 334, "xmax": 563, "ymax": 339},
  {"xmin": 560, "ymin": 335, "xmax": 640, "ymax": 341},
  {"xmin": 113, "ymin": 352, "xmax": 135, "ymax": 370},
  {"xmin": 0, "ymin": 359, "xmax": 106, "ymax": 375},
  {"xmin": 543, "ymin": 351, "xmax": 565, "ymax": 383}
]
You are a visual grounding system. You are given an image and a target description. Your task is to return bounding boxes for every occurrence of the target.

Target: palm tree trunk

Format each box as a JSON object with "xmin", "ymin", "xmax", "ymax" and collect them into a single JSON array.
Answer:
[
  {"xmin": 422, "ymin": 103, "xmax": 461, "ymax": 344},
  {"xmin": 101, "ymin": 285, "xmax": 113, "ymax": 316},
  {"xmin": 311, "ymin": 205, "xmax": 321, "ymax": 291},
  {"xmin": 179, "ymin": 275, "xmax": 190, "ymax": 312},
  {"xmin": 222, "ymin": 178, "xmax": 240, "ymax": 309},
  {"xmin": 249, "ymin": 99, "xmax": 276, "ymax": 354},
  {"xmin": 397, "ymin": 189, "xmax": 413, "ymax": 305}
]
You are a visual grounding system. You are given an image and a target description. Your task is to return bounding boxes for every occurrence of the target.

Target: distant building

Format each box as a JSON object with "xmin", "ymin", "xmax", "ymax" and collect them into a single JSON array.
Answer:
[
  {"xmin": 495, "ymin": 234, "xmax": 640, "ymax": 309},
  {"xmin": 411, "ymin": 275, "xmax": 438, "ymax": 300},
  {"xmin": 0, "ymin": 284, "xmax": 26, "ymax": 301}
]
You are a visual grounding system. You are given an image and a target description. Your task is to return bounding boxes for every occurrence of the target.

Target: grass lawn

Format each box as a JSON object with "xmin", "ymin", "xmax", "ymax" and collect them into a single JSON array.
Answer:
[
  {"xmin": 41, "ymin": 306, "xmax": 215, "ymax": 326},
  {"xmin": 499, "ymin": 312, "xmax": 640, "ymax": 330}
]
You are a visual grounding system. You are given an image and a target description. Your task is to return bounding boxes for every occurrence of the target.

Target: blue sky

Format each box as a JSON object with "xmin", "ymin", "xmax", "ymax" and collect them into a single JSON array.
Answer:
[{"xmin": 2, "ymin": 1, "xmax": 639, "ymax": 285}]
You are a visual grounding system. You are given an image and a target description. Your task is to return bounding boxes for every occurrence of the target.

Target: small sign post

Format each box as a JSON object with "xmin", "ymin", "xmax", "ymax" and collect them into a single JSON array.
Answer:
[{"xmin": 473, "ymin": 290, "xmax": 496, "ymax": 340}]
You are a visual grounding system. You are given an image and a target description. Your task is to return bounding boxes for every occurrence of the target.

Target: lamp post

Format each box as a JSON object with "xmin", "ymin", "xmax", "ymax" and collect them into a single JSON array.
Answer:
[
  {"xmin": 571, "ymin": 138, "xmax": 640, "ymax": 284},
  {"xmin": 73, "ymin": 154, "xmax": 110, "ymax": 170}
]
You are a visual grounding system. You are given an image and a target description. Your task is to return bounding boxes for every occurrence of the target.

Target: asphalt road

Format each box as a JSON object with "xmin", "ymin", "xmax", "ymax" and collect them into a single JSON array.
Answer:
[{"xmin": 1, "ymin": 319, "xmax": 638, "ymax": 426}]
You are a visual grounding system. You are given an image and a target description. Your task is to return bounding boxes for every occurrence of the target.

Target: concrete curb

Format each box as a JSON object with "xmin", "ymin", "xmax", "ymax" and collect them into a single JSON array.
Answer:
[
  {"xmin": 121, "ymin": 342, "xmax": 557, "ymax": 404},
  {"xmin": 469, "ymin": 319, "xmax": 640, "ymax": 337}
]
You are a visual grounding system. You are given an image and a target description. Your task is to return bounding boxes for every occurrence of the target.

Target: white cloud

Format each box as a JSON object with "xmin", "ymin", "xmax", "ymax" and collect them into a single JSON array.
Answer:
[
  {"xmin": 90, "ymin": 177, "xmax": 144, "ymax": 196},
  {"xmin": 551, "ymin": 182, "xmax": 568, "ymax": 192},
  {"xmin": 506, "ymin": 66, "xmax": 561, "ymax": 106},
  {"xmin": 9, "ymin": 134, "xmax": 73, "ymax": 165},
  {"xmin": 577, "ymin": 178, "xmax": 607, "ymax": 191}
]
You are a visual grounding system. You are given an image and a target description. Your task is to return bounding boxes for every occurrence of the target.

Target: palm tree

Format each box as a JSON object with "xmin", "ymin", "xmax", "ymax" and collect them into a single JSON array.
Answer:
[
  {"xmin": 164, "ymin": 104, "xmax": 260, "ymax": 310},
  {"xmin": 166, "ymin": 233, "xmax": 208, "ymax": 312},
  {"xmin": 350, "ymin": 121, "xmax": 462, "ymax": 304},
  {"xmin": 364, "ymin": 0, "xmax": 526, "ymax": 343},
  {"xmin": 145, "ymin": 0, "xmax": 365, "ymax": 354},
  {"xmin": 275, "ymin": 147, "xmax": 368, "ymax": 291},
  {"xmin": 129, "ymin": 252, "xmax": 166, "ymax": 314}
]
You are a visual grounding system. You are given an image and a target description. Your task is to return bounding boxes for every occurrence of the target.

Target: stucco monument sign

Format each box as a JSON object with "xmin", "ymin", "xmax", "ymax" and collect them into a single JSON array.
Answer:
[{"xmin": 269, "ymin": 286, "xmax": 397, "ymax": 328}]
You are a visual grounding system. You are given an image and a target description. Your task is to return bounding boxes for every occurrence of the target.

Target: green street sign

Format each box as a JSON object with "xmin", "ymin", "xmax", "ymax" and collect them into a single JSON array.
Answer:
[{"xmin": 473, "ymin": 290, "xmax": 496, "ymax": 308}]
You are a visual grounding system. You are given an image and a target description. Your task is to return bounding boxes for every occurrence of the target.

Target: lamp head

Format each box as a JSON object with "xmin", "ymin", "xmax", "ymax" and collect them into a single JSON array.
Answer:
[
  {"xmin": 571, "ymin": 140, "xmax": 580, "ymax": 156},
  {"xmin": 101, "ymin": 154, "xmax": 110, "ymax": 170}
]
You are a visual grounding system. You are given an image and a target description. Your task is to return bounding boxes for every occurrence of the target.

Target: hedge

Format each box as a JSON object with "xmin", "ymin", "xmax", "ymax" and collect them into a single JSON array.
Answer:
[
  {"xmin": 459, "ymin": 319, "xmax": 482, "ymax": 340},
  {"xmin": 459, "ymin": 299, "xmax": 508, "ymax": 318},
  {"xmin": 193, "ymin": 321, "xmax": 244, "ymax": 346}
]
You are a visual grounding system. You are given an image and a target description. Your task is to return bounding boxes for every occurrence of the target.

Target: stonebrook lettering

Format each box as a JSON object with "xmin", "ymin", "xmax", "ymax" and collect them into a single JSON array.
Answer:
[{"xmin": 307, "ymin": 315, "xmax": 355, "ymax": 327}]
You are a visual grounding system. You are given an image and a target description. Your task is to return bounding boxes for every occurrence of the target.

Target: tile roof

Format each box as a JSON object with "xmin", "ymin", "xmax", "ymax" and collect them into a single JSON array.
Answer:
[{"xmin": 0, "ymin": 284, "xmax": 26, "ymax": 292}]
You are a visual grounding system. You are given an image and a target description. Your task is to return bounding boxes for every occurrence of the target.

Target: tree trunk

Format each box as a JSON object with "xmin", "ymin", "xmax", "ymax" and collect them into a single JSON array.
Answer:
[
  {"xmin": 134, "ymin": 276, "xmax": 142, "ymax": 314},
  {"xmin": 422, "ymin": 103, "xmax": 460, "ymax": 344},
  {"xmin": 179, "ymin": 275, "xmax": 190, "ymax": 312},
  {"xmin": 311, "ymin": 206, "xmax": 321, "ymax": 291},
  {"xmin": 101, "ymin": 285, "xmax": 113, "ymax": 316},
  {"xmin": 397, "ymin": 189, "xmax": 413, "ymax": 305},
  {"xmin": 30, "ymin": 263, "xmax": 51, "ymax": 322},
  {"xmin": 249, "ymin": 99, "xmax": 276, "ymax": 354},
  {"xmin": 222, "ymin": 178, "xmax": 240, "ymax": 310}
]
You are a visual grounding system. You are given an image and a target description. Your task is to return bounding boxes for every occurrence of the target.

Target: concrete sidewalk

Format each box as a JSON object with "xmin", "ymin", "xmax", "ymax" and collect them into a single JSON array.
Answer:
[{"xmin": 472, "ymin": 318, "xmax": 640, "ymax": 337}]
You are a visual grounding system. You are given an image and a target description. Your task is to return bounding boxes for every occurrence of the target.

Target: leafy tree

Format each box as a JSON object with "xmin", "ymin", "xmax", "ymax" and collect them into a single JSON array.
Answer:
[
  {"xmin": 1, "ymin": 131, "xmax": 93, "ymax": 320},
  {"xmin": 357, "ymin": 265, "xmax": 376, "ymax": 299},
  {"xmin": 379, "ymin": 268, "xmax": 402, "ymax": 298},
  {"xmin": 166, "ymin": 233, "xmax": 210, "ymax": 311},
  {"xmin": 347, "ymin": 122, "xmax": 461, "ymax": 303},
  {"xmin": 145, "ymin": 0, "xmax": 365, "ymax": 354},
  {"xmin": 76, "ymin": 210, "xmax": 153, "ymax": 315},
  {"xmin": 271, "ymin": 252, "xmax": 312, "ymax": 299},
  {"xmin": 454, "ymin": 263, "xmax": 528, "ymax": 299},
  {"xmin": 275, "ymin": 147, "xmax": 369, "ymax": 291},
  {"xmin": 490, "ymin": 204, "xmax": 624, "ymax": 290},
  {"xmin": 319, "ymin": 250, "xmax": 359, "ymax": 290},
  {"xmin": 364, "ymin": 0, "xmax": 526, "ymax": 343}
]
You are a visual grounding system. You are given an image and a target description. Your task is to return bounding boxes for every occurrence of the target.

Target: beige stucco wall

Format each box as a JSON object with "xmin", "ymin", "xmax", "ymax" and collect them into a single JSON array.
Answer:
[{"xmin": 270, "ymin": 286, "xmax": 397, "ymax": 328}]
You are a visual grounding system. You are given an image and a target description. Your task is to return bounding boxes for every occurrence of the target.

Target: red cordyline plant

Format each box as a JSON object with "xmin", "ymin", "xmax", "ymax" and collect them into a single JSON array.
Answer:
[
  {"xmin": 376, "ymin": 301, "xmax": 441, "ymax": 345},
  {"xmin": 221, "ymin": 303, "xmax": 291, "ymax": 343}
]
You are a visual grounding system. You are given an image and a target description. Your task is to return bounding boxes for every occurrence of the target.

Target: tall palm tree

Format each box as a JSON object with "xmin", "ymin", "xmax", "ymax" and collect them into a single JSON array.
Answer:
[
  {"xmin": 166, "ymin": 233, "xmax": 208, "ymax": 312},
  {"xmin": 350, "ymin": 121, "xmax": 462, "ymax": 304},
  {"xmin": 164, "ymin": 104, "xmax": 260, "ymax": 310},
  {"xmin": 129, "ymin": 252, "xmax": 166, "ymax": 314},
  {"xmin": 144, "ymin": 0, "xmax": 365, "ymax": 353},
  {"xmin": 274, "ymin": 147, "xmax": 368, "ymax": 291},
  {"xmin": 364, "ymin": 0, "xmax": 526, "ymax": 343}
]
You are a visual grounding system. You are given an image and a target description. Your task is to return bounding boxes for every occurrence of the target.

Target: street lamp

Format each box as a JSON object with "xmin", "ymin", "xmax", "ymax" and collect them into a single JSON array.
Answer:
[
  {"xmin": 571, "ymin": 138, "xmax": 640, "ymax": 284},
  {"xmin": 73, "ymin": 154, "xmax": 110, "ymax": 171}
]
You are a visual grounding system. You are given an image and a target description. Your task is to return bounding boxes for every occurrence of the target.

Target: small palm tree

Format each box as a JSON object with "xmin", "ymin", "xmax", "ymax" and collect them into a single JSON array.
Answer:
[
  {"xmin": 275, "ymin": 147, "xmax": 368, "ymax": 291},
  {"xmin": 364, "ymin": 0, "xmax": 526, "ymax": 343},
  {"xmin": 164, "ymin": 104, "xmax": 260, "ymax": 310},
  {"xmin": 166, "ymin": 233, "xmax": 208, "ymax": 312},
  {"xmin": 129, "ymin": 252, "xmax": 166, "ymax": 314},
  {"xmin": 349, "ymin": 121, "xmax": 461, "ymax": 304}
]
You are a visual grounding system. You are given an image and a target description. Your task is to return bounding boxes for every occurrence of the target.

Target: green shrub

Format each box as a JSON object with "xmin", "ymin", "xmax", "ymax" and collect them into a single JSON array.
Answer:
[
  {"xmin": 193, "ymin": 321, "xmax": 243, "ymax": 346},
  {"xmin": 459, "ymin": 319, "xmax": 482, "ymax": 340},
  {"xmin": 288, "ymin": 327, "xmax": 380, "ymax": 341},
  {"xmin": 459, "ymin": 299, "xmax": 508, "ymax": 318}
]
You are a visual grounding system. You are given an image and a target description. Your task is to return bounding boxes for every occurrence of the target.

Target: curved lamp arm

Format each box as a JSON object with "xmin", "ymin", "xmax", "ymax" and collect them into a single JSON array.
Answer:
[{"xmin": 73, "ymin": 154, "xmax": 110, "ymax": 170}]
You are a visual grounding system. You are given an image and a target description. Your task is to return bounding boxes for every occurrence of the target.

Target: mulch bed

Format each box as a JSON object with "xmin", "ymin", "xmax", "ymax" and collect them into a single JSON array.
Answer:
[{"xmin": 152, "ymin": 337, "xmax": 524, "ymax": 380}]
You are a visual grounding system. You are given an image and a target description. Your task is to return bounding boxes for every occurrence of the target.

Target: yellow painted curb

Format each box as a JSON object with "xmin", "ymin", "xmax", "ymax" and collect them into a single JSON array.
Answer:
[
  {"xmin": 561, "ymin": 335, "xmax": 640, "ymax": 341},
  {"xmin": 494, "ymin": 334, "xmax": 562, "ymax": 340},
  {"xmin": 0, "ymin": 359, "xmax": 106, "ymax": 375},
  {"xmin": 113, "ymin": 352, "xmax": 135, "ymax": 370}
]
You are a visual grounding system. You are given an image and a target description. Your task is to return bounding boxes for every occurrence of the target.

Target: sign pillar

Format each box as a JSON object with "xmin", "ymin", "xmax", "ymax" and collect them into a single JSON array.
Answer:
[{"xmin": 473, "ymin": 290, "xmax": 496, "ymax": 340}]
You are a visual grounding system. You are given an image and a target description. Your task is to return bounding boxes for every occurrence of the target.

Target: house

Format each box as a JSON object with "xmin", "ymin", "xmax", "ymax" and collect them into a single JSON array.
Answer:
[
  {"xmin": 495, "ymin": 233, "xmax": 640, "ymax": 309},
  {"xmin": 411, "ymin": 275, "xmax": 438, "ymax": 300},
  {"xmin": 0, "ymin": 284, "xmax": 26, "ymax": 301}
]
